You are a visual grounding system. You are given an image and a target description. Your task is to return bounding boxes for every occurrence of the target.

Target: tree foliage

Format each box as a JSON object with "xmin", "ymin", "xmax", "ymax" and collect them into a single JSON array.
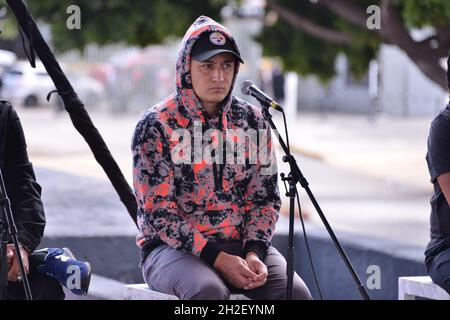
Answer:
[
  {"xmin": 257, "ymin": 0, "xmax": 381, "ymax": 82},
  {"xmin": 397, "ymin": 0, "xmax": 450, "ymax": 27},
  {"xmin": 24, "ymin": 0, "xmax": 227, "ymax": 52},
  {"xmin": 261, "ymin": 0, "xmax": 449, "ymax": 89}
]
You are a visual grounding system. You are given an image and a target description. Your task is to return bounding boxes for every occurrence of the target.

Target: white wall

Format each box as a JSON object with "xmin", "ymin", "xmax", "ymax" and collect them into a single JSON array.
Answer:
[
  {"xmin": 297, "ymin": 54, "xmax": 371, "ymax": 114},
  {"xmin": 379, "ymin": 44, "xmax": 446, "ymax": 116}
]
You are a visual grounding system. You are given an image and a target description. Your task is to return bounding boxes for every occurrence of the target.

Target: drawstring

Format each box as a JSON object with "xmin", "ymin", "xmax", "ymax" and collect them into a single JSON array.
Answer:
[
  {"xmin": 217, "ymin": 111, "xmax": 225, "ymax": 192},
  {"xmin": 202, "ymin": 109, "xmax": 225, "ymax": 192}
]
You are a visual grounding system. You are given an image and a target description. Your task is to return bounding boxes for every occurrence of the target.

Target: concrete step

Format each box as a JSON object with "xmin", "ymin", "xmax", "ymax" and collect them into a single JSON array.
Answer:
[
  {"xmin": 64, "ymin": 274, "xmax": 125, "ymax": 300},
  {"xmin": 124, "ymin": 283, "xmax": 250, "ymax": 300}
]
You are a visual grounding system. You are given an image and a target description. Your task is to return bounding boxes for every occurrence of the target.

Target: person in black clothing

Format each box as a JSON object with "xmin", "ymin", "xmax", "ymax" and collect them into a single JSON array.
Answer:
[
  {"xmin": 425, "ymin": 54, "xmax": 450, "ymax": 294},
  {"xmin": 271, "ymin": 66, "xmax": 285, "ymax": 104},
  {"xmin": 0, "ymin": 101, "xmax": 91, "ymax": 299}
]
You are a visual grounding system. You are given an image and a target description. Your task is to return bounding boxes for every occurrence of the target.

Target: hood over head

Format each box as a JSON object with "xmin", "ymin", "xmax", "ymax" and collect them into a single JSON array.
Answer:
[{"xmin": 175, "ymin": 16, "xmax": 243, "ymax": 122}]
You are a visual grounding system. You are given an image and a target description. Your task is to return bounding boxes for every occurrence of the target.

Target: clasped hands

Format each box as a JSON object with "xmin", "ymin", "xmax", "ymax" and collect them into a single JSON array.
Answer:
[{"xmin": 213, "ymin": 251, "xmax": 268, "ymax": 290}]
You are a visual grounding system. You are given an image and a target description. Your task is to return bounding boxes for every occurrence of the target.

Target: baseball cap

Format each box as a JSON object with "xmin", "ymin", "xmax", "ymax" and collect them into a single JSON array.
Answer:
[{"xmin": 191, "ymin": 31, "xmax": 244, "ymax": 64}]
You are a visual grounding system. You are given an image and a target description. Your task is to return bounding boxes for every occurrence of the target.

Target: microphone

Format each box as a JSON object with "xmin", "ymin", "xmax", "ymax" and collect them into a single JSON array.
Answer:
[{"xmin": 240, "ymin": 80, "xmax": 283, "ymax": 112}]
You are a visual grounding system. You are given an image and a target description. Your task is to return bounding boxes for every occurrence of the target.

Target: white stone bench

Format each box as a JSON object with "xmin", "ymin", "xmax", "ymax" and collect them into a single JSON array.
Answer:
[
  {"xmin": 398, "ymin": 276, "xmax": 450, "ymax": 300},
  {"xmin": 123, "ymin": 283, "xmax": 250, "ymax": 300}
]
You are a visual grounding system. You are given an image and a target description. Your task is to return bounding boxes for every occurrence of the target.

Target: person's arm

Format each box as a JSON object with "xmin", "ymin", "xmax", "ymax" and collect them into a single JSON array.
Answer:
[
  {"xmin": 437, "ymin": 173, "xmax": 450, "ymax": 206},
  {"xmin": 132, "ymin": 113, "xmax": 221, "ymax": 265},
  {"xmin": 242, "ymin": 123, "xmax": 281, "ymax": 260},
  {"xmin": 428, "ymin": 114, "xmax": 450, "ymax": 208},
  {"xmin": 3, "ymin": 104, "xmax": 45, "ymax": 253},
  {"xmin": 7, "ymin": 244, "xmax": 29, "ymax": 282}
]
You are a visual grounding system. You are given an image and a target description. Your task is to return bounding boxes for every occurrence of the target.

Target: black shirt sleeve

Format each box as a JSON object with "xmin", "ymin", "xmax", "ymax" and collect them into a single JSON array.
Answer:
[
  {"xmin": 426, "ymin": 108, "xmax": 450, "ymax": 183},
  {"xmin": 243, "ymin": 240, "xmax": 268, "ymax": 261},
  {"xmin": 200, "ymin": 241, "xmax": 222, "ymax": 267},
  {"xmin": 2, "ymin": 104, "xmax": 45, "ymax": 252}
]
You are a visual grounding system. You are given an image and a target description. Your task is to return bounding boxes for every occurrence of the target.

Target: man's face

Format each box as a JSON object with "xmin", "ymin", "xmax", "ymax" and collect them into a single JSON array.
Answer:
[{"xmin": 191, "ymin": 52, "xmax": 236, "ymax": 108}]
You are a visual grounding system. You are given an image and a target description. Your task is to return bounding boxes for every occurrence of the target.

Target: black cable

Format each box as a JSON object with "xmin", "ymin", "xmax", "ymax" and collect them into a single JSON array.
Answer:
[
  {"xmin": 262, "ymin": 91, "xmax": 370, "ymax": 300},
  {"xmin": 280, "ymin": 109, "xmax": 290, "ymax": 154},
  {"xmin": 295, "ymin": 188, "xmax": 324, "ymax": 300},
  {"xmin": 279, "ymin": 106, "xmax": 323, "ymax": 299}
]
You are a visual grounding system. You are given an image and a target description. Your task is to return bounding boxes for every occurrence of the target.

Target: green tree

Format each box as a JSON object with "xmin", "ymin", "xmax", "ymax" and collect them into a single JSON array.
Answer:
[
  {"xmin": 24, "ymin": 0, "xmax": 228, "ymax": 51},
  {"xmin": 262, "ymin": 0, "xmax": 449, "ymax": 90}
]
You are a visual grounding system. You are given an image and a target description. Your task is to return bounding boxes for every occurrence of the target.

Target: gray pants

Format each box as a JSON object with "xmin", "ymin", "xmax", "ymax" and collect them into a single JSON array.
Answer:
[{"xmin": 142, "ymin": 241, "xmax": 312, "ymax": 300}]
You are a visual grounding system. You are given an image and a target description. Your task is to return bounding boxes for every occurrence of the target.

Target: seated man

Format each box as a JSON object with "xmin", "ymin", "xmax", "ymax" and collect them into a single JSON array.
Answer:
[
  {"xmin": 425, "ymin": 54, "xmax": 450, "ymax": 294},
  {"xmin": 132, "ymin": 16, "xmax": 312, "ymax": 300},
  {"xmin": 0, "ymin": 101, "xmax": 91, "ymax": 299}
]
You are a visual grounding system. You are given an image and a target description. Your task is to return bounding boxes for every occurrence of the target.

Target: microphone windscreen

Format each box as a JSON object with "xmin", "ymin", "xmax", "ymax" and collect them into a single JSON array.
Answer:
[{"xmin": 240, "ymin": 80, "xmax": 253, "ymax": 95}]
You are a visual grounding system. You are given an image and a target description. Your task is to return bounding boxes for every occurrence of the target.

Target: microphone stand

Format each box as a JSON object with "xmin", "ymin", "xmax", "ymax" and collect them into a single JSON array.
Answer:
[
  {"xmin": 0, "ymin": 169, "xmax": 33, "ymax": 300},
  {"xmin": 258, "ymin": 103, "xmax": 370, "ymax": 300}
]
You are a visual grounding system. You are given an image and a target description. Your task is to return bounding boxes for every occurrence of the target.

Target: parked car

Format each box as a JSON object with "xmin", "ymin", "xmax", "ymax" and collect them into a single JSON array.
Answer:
[
  {"xmin": 0, "ymin": 60, "xmax": 105, "ymax": 108},
  {"xmin": 69, "ymin": 73, "xmax": 105, "ymax": 108},
  {"xmin": 0, "ymin": 61, "xmax": 56, "ymax": 107}
]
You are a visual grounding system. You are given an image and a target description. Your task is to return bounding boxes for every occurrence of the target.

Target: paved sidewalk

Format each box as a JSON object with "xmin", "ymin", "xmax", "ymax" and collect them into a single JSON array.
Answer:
[{"xmin": 272, "ymin": 112, "xmax": 433, "ymax": 192}]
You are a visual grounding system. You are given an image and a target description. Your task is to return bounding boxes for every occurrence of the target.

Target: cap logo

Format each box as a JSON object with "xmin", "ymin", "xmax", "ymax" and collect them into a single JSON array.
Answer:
[{"xmin": 210, "ymin": 32, "xmax": 226, "ymax": 46}]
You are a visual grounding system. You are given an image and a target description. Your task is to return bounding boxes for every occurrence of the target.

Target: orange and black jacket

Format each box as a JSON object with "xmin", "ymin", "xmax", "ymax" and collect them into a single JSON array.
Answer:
[{"xmin": 132, "ymin": 16, "xmax": 281, "ymax": 266}]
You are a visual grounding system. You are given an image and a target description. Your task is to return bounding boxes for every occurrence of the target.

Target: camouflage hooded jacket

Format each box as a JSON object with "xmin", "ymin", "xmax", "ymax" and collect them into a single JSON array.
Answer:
[{"xmin": 132, "ymin": 16, "xmax": 281, "ymax": 266}]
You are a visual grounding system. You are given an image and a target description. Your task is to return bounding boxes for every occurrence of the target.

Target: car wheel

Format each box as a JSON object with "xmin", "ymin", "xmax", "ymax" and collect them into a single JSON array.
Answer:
[{"xmin": 24, "ymin": 95, "xmax": 38, "ymax": 107}]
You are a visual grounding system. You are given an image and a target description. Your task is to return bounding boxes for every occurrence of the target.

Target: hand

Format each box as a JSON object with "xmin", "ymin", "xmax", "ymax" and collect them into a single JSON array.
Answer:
[
  {"xmin": 213, "ymin": 251, "xmax": 257, "ymax": 289},
  {"xmin": 244, "ymin": 252, "xmax": 268, "ymax": 290},
  {"xmin": 7, "ymin": 246, "xmax": 13, "ymax": 269},
  {"xmin": 7, "ymin": 244, "xmax": 30, "ymax": 282}
]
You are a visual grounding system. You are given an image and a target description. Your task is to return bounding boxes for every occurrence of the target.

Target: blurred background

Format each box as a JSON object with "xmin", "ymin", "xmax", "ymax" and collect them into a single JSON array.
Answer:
[{"xmin": 0, "ymin": 0, "xmax": 449, "ymax": 299}]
